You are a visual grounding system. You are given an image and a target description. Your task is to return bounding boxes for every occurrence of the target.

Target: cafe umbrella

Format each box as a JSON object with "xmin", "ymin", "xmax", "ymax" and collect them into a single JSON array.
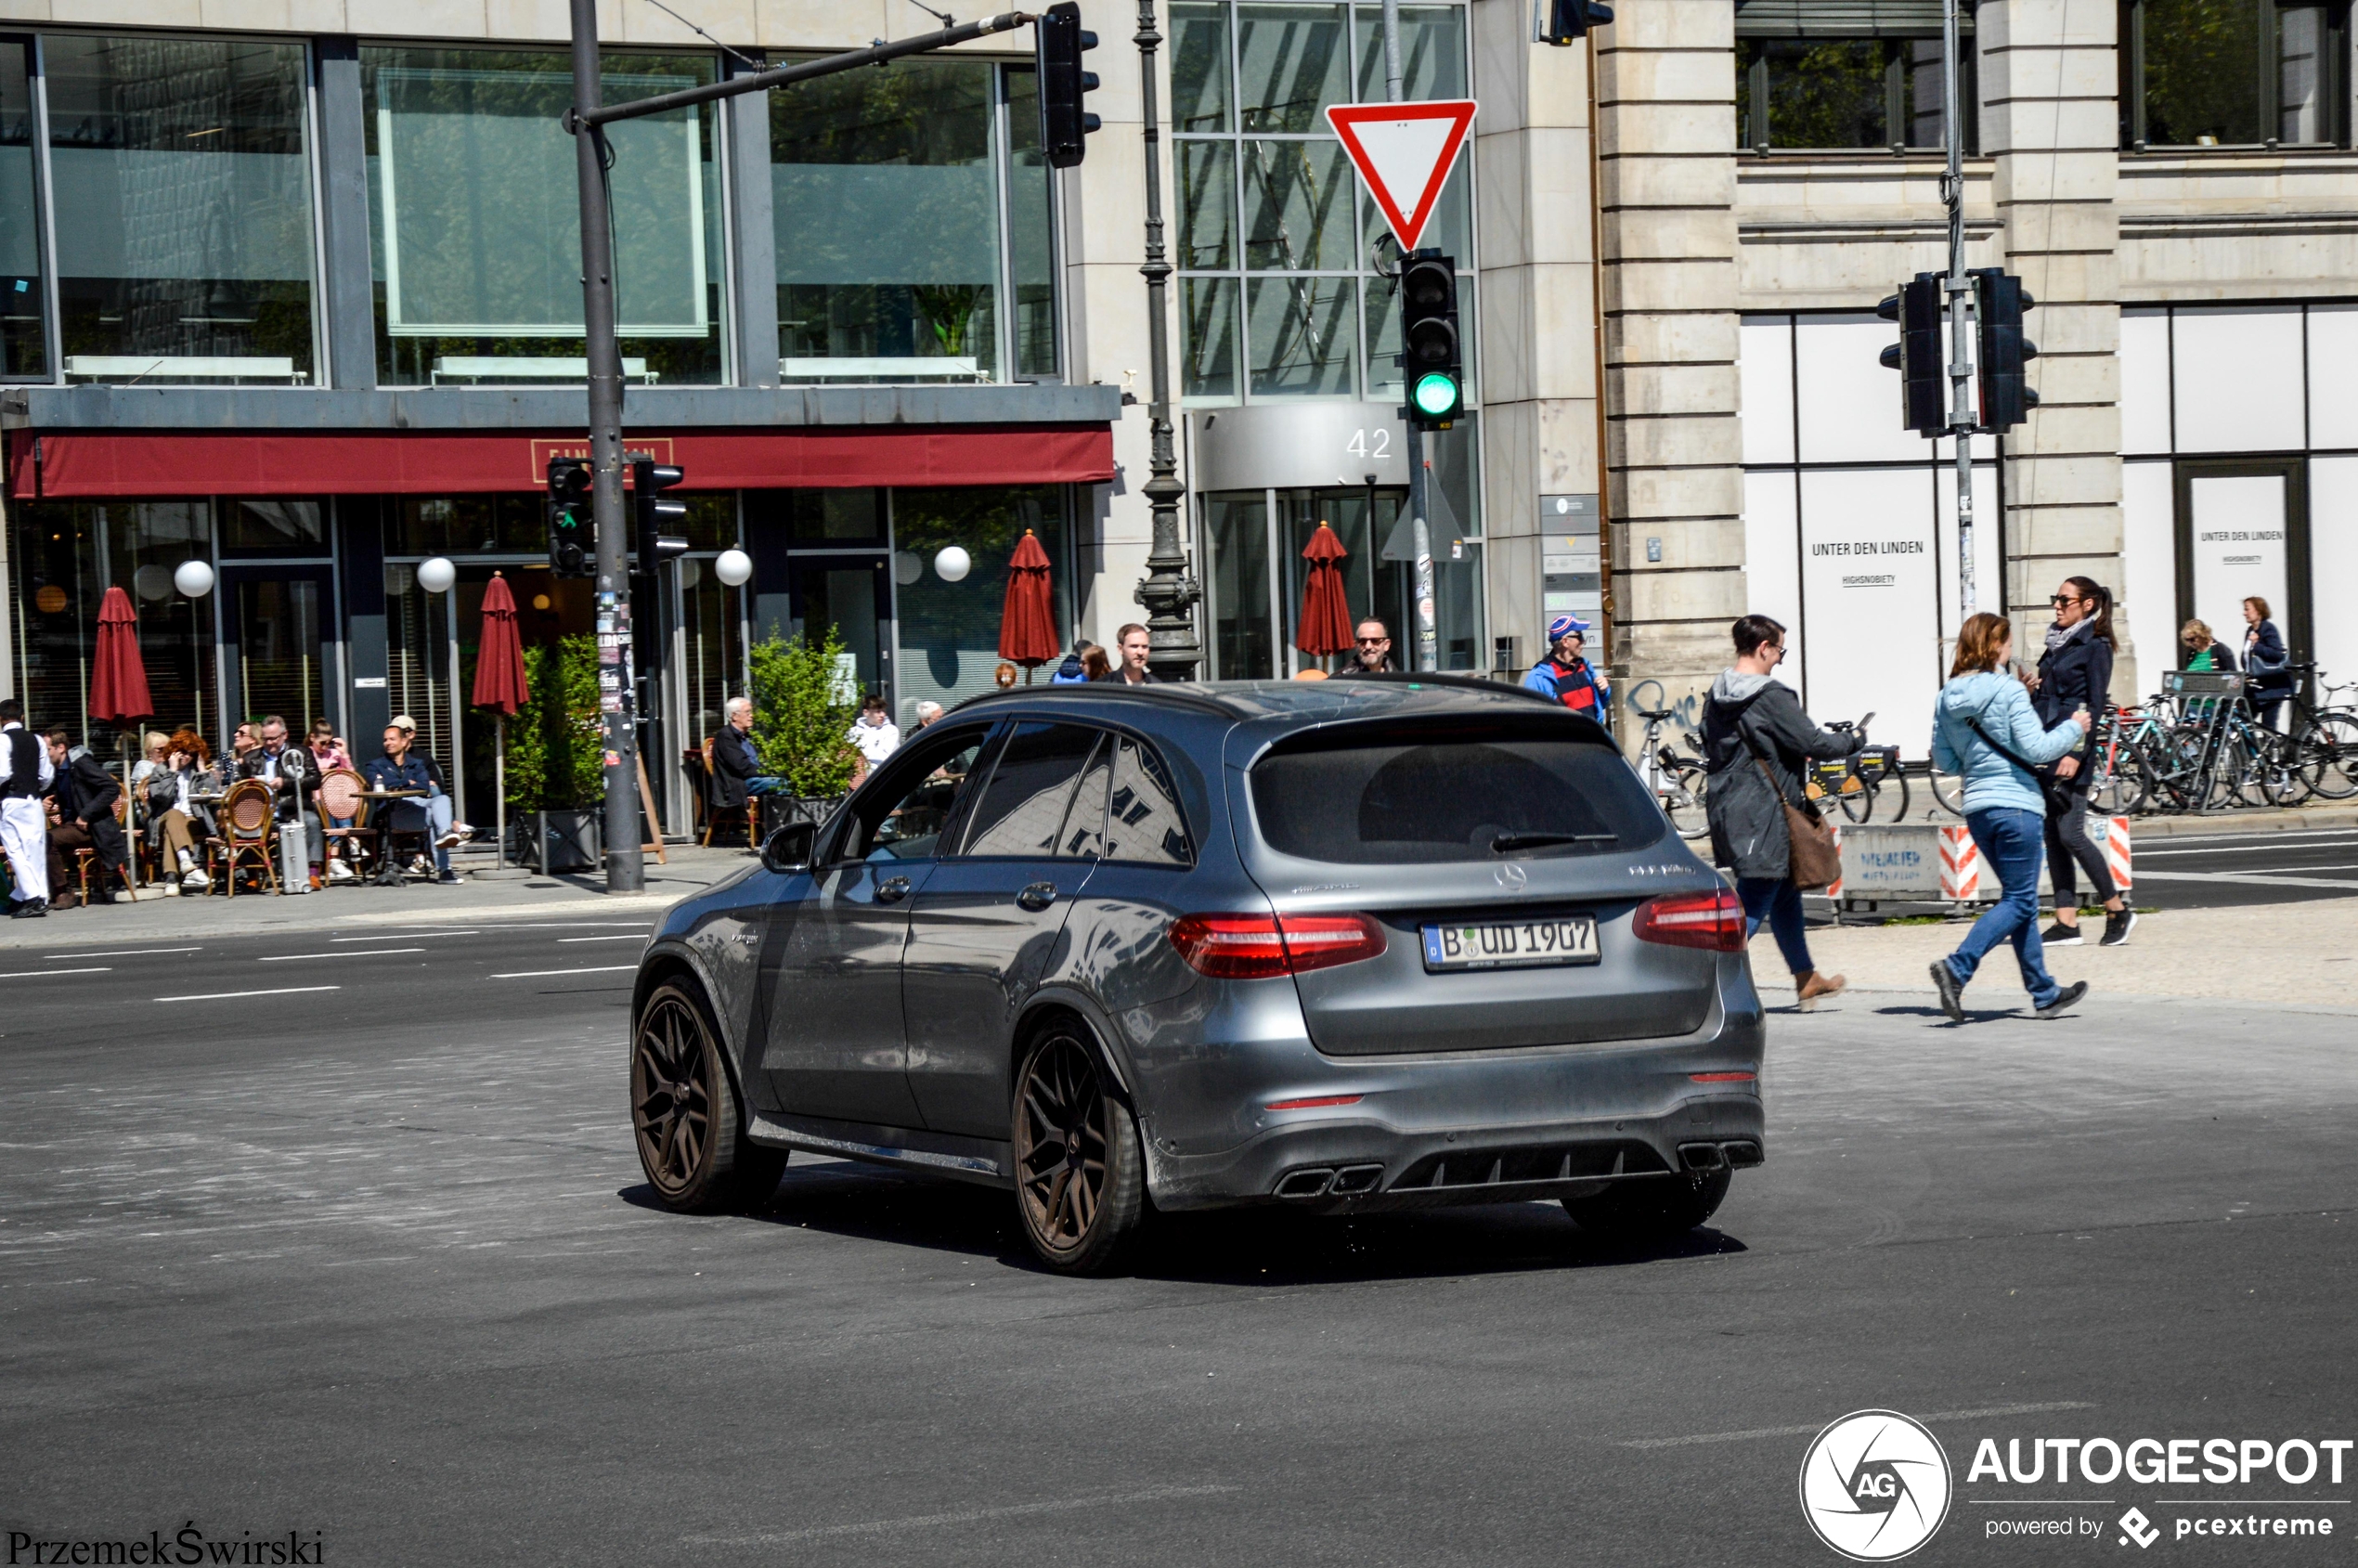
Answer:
[
  {"xmin": 1295, "ymin": 522, "xmax": 1356, "ymax": 667},
  {"xmin": 997, "ymin": 528, "xmax": 1060, "ymax": 682},
  {"xmin": 471, "ymin": 572, "xmax": 530, "ymax": 870},
  {"xmin": 86, "ymin": 585, "xmax": 154, "ymax": 887}
]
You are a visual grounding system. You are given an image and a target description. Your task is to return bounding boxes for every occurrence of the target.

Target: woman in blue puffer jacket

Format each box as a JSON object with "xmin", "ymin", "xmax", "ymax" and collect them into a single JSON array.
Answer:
[{"xmin": 1928, "ymin": 612, "xmax": 2091, "ymax": 1023}]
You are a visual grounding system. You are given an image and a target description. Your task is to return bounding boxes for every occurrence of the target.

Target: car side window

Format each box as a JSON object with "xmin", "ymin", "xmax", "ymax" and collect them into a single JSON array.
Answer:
[
  {"xmin": 845, "ymin": 727, "xmax": 991, "ymax": 862},
  {"xmin": 1105, "ymin": 734, "xmax": 1193, "ymax": 865},
  {"xmin": 1057, "ymin": 733, "xmax": 1110, "ymax": 861},
  {"xmin": 957, "ymin": 722, "xmax": 1100, "ymax": 859}
]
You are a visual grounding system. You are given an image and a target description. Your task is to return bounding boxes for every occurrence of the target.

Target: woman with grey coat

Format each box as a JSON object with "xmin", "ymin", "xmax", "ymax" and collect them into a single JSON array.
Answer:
[{"xmin": 1701, "ymin": 614, "xmax": 1864, "ymax": 1007}]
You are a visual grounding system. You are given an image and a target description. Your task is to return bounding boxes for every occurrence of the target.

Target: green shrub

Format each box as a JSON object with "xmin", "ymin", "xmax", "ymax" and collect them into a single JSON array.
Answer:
[
  {"xmin": 503, "ymin": 634, "xmax": 605, "ymax": 810},
  {"xmin": 748, "ymin": 627, "xmax": 860, "ymax": 797}
]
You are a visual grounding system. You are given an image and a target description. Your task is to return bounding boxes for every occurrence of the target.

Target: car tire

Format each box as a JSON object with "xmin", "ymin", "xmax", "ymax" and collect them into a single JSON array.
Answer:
[
  {"xmin": 1012, "ymin": 1020, "xmax": 1146, "ymax": 1275},
  {"xmin": 1563, "ymin": 1168, "xmax": 1731, "ymax": 1241},
  {"xmin": 631, "ymin": 979, "xmax": 787, "ymax": 1214}
]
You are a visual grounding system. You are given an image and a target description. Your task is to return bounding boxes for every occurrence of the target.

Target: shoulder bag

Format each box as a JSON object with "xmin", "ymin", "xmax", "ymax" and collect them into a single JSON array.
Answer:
[{"xmin": 1738, "ymin": 721, "xmax": 1843, "ymax": 892}]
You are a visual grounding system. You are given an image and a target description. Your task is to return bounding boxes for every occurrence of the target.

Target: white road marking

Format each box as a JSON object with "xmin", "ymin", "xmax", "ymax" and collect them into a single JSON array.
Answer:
[
  {"xmin": 684, "ymin": 1484, "xmax": 1242, "ymax": 1546},
  {"xmin": 258, "ymin": 948, "xmax": 427, "ymax": 962},
  {"xmin": 488, "ymin": 965, "xmax": 639, "ymax": 979},
  {"xmin": 557, "ymin": 934, "xmax": 647, "ymax": 943},
  {"xmin": 329, "ymin": 930, "xmax": 482, "ymax": 941},
  {"xmin": 153, "ymin": 986, "xmax": 343, "ymax": 1002},
  {"xmin": 0, "ymin": 967, "xmax": 113, "ymax": 979},
  {"xmin": 2139, "ymin": 838, "xmax": 2358, "ymax": 857},
  {"xmin": 2130, "ymin": 870, "xmax": 2358, "ymax": 888},
  {"xmin": 1621, "ymin": 1401, "xmax": 2096, "ymax": 1449},
  {"xmin": 47, "ymin": 947, "xmax": 202, "ymax": 959}
]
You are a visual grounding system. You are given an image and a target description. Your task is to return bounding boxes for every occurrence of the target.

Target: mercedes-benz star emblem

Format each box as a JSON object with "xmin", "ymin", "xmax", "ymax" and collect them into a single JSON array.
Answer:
[{"xmin": 1495, "ymin": 862, "xmax": 1527, "ymax": 891}]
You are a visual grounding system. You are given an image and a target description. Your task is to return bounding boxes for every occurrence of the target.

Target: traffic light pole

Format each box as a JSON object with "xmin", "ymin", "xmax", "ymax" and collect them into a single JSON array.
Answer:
[
  {"xmin": 568, "ymin": 0, "xmax": 642, "ymax": 895},
  {"xmin": 1942, "ymin": 0, "xmax": 1976, "ymax": 619},
  {"xmin": 1380, "ymin": 0, "xmax": 1439, "ymax": 671}
]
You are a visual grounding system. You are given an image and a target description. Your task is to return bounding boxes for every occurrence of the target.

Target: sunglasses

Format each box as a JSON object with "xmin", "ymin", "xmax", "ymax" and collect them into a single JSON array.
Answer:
[
  {"xmin": 1356, "ymin": 635, "xmax": 1386, "ymax": 644},
  {"xmin": 2050, "ymin": 594, "xmax": 2086, "ymax": 606}
]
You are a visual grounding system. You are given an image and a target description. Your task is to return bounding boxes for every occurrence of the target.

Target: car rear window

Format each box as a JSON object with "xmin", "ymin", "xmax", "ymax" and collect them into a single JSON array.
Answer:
[{"xmin": 1250, "ymin": 719, "xmax": 1665, "ymax": 864}]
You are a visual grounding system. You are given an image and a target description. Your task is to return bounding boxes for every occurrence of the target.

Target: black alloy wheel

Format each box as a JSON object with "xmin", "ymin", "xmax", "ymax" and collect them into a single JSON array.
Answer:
[
  {"xmin": 631, "ymin": 981, "xmax": 786, "ymax": 1213},
  {"xmin": 1013, "ymin": 1025, "xmax": 1145, "ymax": 1274}
]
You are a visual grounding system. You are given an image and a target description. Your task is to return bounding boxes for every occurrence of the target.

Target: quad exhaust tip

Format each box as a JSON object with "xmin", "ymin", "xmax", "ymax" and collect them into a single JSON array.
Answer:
[
  {"xmin": 1275, "ymin": 1168, "xmax": 1336, "ymax": 1199},
  {"xmin": 1329, "ymin": 1164, "xmax": 1384, "ymax": 1195},
  {"xmin": 1681, "ymin": 1140, "xmax": 1764, "ymax": 1173}
]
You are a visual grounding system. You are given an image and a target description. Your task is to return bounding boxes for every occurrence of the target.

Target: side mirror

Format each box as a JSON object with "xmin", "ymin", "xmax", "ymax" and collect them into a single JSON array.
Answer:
[{"xmin": 760, "ymin": 821, "xmax": 818, "ymax": 875}]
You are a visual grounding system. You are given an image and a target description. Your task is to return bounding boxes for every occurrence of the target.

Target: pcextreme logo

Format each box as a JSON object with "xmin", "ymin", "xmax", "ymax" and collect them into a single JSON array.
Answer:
[{"xmin": 1800, "ymin": 1410, "xmax": 1954, "ymax": 1562}]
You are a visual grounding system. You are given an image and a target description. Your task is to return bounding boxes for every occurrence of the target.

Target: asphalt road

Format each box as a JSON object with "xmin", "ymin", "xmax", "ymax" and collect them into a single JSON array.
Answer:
[
  {"xmin": 2, "ymin": 918, "xmax": 2351, "ymax": 1566},
  {"xmin": 2128, "ymin": 826, "xmax": 2358, "ymax": 909}
]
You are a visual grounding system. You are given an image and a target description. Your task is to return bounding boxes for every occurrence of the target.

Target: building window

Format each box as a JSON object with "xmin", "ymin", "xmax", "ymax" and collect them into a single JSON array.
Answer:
[
  {"xmin": 1733, "ymin": 1, "xmax": 1975, "ymax": 154},
  {"xmin": 43, "ymin": 34, "xmax": 317, "ymax": 384},
  {"xmin": 361, "ymin": 46, "xmax": 728, "ymax": 387},
  {"xmin": 771, "ymin": 56, "xmax": 1056, "ymax": 384},
  {"xmin": 1172, "ymin": 1, "xmax": 1472, "ymax": 406},
  {"xmin": 2122, "ymin": 0, "xmax": 2349, "ymax": 148},
  {"xmin": 1, "ymin": 38, "xmax": 46, "ymax": 380}
]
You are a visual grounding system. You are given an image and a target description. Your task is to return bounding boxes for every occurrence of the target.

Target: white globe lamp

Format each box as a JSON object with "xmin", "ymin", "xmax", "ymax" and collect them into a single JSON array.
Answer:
[
  {"xmin": 173, "ymin": 559, "xmax": 215, "ymax": 599},
  {"xmin": 714, "ymin": 548, "xmax": 753, "ymax": 588},
  {"xmin": 934, "ymin": 545, "xmax": 971, "ymax": 584},
  {"xmin": 417, "ymin": 556, "xmax": 457, "ymax": 594}
]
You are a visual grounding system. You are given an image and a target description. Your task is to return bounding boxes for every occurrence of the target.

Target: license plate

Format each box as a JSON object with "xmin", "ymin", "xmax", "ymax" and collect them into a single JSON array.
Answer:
[{"xmin": 1420, "ymin": 916, "xmax": 1600, "ymax": 971}]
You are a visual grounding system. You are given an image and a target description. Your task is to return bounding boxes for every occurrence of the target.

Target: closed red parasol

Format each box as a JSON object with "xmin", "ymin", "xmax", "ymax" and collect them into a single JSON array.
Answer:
[
  {"xmin": 472, "ymin": 572, "xmax": 531, "ymax": 870},
  {"xmin": 998, "ymin": 528, "xmax": 1060, "ymax": 679},
  {"xmin": 87, "ymin": 585, "xmax": 154, "ymax": 729},
  {"xmin": 1294, "ymin": 522, "xmax": 1355, "ymax": 658}
]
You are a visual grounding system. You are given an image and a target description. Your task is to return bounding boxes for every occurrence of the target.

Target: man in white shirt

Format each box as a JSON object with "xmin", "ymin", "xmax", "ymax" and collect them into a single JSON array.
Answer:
[
  {"xmin": 1, "ymin": 699, "xmax": 52, "ymax": 917},
  {"xmin": 847, "ymin": 694, "xmax": 901, "ymax": 776}
]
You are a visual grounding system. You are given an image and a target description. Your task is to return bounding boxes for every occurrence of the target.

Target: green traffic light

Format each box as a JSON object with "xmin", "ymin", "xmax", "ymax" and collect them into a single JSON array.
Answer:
[{"xmin": 1411, "ymin": 370, "xmax": 1460, "ymax": 420}]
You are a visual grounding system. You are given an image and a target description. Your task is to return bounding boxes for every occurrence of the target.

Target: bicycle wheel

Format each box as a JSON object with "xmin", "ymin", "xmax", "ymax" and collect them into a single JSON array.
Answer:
[
  {"xmin": 1667, "ymin": 764, "xmax": 1711, "ymax": 840},
  {"xmin": 1838, "ymin": 776, "xmax": 1875, "ymax": 824},
  {"xmin": 2255, "ymin": 729, "xmax": 2311, "ymax": 807},
  {"xmin": 2300, "ymin": 711, "xmax": 2358, "ymax": 799},
  {"xmin": 1929, "ymin": 770, "xmax": 1965, "ymax": 817},
  {"xmin": 2094, "ymin": 743, "xmax": 2152, "ymax": 815},
  {"xmin": 1878, "ymin": 770, "xmax": 1911, "ymax": 823}
]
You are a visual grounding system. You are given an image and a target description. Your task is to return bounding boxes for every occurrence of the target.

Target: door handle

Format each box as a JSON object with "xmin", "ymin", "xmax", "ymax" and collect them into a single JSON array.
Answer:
[
  {"xmin": 1017, "ymin": 881, "xmax": 1057, "ymax": 912},
  {"xmin": 875, "ymin": 875, "xmax": 913, "ymax": 903}
]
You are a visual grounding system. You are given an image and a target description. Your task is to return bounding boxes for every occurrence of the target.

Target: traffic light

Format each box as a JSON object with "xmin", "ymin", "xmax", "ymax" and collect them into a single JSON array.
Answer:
[
  {"xmin": 630, "ymin": 459, "xmax": 691, "ymax": 571},
  {"xmin": 1398, "ymin": 251, "xmax": 1462, "ymax": 430},
  {"xmin": 1970, "ymin": 267, "xmax": 2040, "ymax": 430},
  {"xmin": 1876, "ymin": 273, "xmax": 1947, "ymax": 437},
  {"xmin": 1540, "ymin": 0, "xmax": 1615, "ymax": 45},
  {"xmin": 546, "ymin": 455, "xmax": 592, "ymax": 578},
  {"xmin": 1037, "ymin": 2, "xmax": 1100, "ymax": 169}
]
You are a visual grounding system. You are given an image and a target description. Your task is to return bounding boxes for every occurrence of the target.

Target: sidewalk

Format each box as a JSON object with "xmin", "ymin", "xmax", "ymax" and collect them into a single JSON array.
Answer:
[
  {"xmin": 1754, "ymin": 895, "xmax": 2358, "ymax": 1013},
  {"xmin": 6, "ymin": 843, "xmax": 750, "ymax": 949}
]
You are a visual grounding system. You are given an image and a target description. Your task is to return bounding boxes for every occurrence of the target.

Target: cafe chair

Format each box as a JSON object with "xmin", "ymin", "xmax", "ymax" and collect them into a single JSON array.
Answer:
[
  {"xmin": 215, "ymin": 779, "xmax": 281, "ymax": 898},
  {"xmin": 74, "ymin": 794, "xmax": 138, "ymax": 905},
  {"xmin": 316, "ymin": 768, "xmax": 370, "ymax": 885}
]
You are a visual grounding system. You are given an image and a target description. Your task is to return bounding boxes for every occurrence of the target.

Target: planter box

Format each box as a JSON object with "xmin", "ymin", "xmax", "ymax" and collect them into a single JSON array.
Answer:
[
  {"xmin": 756, "ymin": 794, "xmax": 845, "ymax": 841},
  {"xmin": 531, "ymin": 809, "xmax": 602, "ymax": 874}
]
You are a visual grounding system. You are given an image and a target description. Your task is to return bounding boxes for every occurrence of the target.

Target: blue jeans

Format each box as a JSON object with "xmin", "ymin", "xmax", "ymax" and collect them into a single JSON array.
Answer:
[
  {"xmin": 1944, "ymin": 807, "xmax": 2061, "ymax": 1007},
  {"xmin": 1737, "ymin": 876, "xmax": 1813, "ymax": 977}
]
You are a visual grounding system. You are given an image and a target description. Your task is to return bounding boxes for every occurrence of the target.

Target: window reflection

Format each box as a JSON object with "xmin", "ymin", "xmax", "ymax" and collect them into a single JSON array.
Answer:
[
  {"xmin": 1236, "ymin": 4, "xmax": 1349, "ymax": 132},
  {"xmin": 45, "ymin": 34, "xmax": 315, "ymax": 384},
  {"xmin": 1246, "ymin": 275, "xmax": 1356, "ymax": 397},
  {"xmin": 0, "ymin": 41, "xmax": 46, "ymax": 378}
]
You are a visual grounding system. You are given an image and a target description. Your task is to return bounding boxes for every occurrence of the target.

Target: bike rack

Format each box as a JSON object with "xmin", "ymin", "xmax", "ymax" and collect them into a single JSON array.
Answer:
[{"xmin": 2162, "ymin": 669, "xmax": 2247, "ymax": 814}]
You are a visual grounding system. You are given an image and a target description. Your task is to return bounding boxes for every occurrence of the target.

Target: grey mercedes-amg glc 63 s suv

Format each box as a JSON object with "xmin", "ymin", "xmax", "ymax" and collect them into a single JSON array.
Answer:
[{"xmin": 629, "ymin": 676, "xmax": 1765, "ymax": 1273}]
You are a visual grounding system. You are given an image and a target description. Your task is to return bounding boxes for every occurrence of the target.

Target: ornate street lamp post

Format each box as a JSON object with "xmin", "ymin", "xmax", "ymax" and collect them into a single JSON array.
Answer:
[{"xmin": 1134, "ymin": 0, "xmax": 1201, "ymax": 680}]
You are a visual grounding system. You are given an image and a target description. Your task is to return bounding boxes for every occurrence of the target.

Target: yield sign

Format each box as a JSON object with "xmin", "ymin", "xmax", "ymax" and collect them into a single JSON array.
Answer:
[{"xmin": 1325, "ymin": 99, "xmax": 1477, "ymax": 253}]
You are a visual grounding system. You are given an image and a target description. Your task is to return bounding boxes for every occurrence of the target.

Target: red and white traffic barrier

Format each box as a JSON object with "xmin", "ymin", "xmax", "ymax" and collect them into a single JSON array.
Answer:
[
  {"xmin": 2098, "ymin": 813, "xmax": 2132, "ymax": 890},
  {"xmin": 1824, "ymin": 820, "xmax": 1843, "ymax": 900},
  {"xmin": 1939, "ymin": 823, "xmax": 1981, "ymax": 901}
]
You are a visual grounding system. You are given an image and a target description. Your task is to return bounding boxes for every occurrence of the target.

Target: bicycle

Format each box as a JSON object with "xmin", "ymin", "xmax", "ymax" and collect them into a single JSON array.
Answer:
[
  {"xmin": 2274, "ymin": 662, "xmax": 2358, "ymax": 801},
  {"xmin": 1626, "ymin": 681, "xmax": 1710, "ymax": 841},
  {"xmin": 1806, "ymin": 714, "xmax": 1911, "ymax": 824}
]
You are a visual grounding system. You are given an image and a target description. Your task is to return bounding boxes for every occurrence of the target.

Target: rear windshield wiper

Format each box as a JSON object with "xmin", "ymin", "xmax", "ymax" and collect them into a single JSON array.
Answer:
[{"xmin": 1490, "ymin": 832, "xmax": 1618, "ymax": 853}]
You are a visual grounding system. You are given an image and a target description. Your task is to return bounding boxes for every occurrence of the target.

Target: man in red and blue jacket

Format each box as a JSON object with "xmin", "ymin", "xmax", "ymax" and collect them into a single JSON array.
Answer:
[{"xmin": 1522, "ymin": 615, "xmax": 1611, "ymax": 723}]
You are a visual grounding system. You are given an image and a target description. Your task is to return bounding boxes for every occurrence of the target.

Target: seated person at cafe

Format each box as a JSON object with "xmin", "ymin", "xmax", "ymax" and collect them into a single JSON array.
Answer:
[
  {"xmin": 709, "ymin": 697, "xmax": 758, "ymax": 832},
  {"xmin": 141, "ymin": 728, "xmax": 221, "ymax": 891},
  {"xmin": 390, "ymin": 715, "xmax": 472, "ymax": 854},
  {"xmin": 363, "ymin": 724, "xmax": 459, "ymax": 883},
  {"xmin": 45, "ymin": 727, "xmax": 126, "ymax": 908},
  {"xmin": 307, "ymin": 717, "xmax": 359, "ymax": 881},
  {"xmin": 238, "ymin": 714, "xmax": 325, "ymax": 889}
]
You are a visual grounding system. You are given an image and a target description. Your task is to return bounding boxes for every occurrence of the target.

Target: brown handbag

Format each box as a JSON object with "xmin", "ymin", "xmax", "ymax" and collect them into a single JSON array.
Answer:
[{"xmin": 1742, "ymin": 733, "xmax": 1844, "ymax": 891}]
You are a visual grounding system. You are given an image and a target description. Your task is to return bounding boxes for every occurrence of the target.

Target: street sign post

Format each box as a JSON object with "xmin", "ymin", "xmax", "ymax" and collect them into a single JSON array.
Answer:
[{"xmin": 1325, "ymin": 99, "xmax": 1477, "ymax": 254}]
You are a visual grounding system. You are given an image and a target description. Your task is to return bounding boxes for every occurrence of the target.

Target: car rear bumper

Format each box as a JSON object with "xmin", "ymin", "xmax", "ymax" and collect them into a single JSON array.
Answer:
[{"xmin": 1131, "ymin": 975, "xmax": 1767, "ymax": 1212}]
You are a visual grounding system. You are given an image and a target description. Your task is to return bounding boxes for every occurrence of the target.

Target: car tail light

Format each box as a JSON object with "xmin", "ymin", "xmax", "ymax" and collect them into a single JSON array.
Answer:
[
  {"xmin": 1690, "ymin": 1071, "xmax": 1756, "ymax": 1083},
  {"xmin": 1265, "ymin": 1094, "xmax": 1365, "ymax": 1111},
  {"xmin": 1633, "ymin": 887, "xmax": 1746, "ymax": 952},
  {"xmin": 1169, "ymin": 914, "xmax": 1388, "ymax": 978}
]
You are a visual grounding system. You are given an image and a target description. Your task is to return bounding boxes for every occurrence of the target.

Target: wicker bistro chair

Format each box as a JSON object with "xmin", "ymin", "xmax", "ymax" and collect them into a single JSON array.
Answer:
[
  {"xmin": 316, "ymin": 768, "xmax": 369, "ymax": 883},
  {"xmin": 214, "ymin": 779, "xmax": 281, "ymax": 898}
]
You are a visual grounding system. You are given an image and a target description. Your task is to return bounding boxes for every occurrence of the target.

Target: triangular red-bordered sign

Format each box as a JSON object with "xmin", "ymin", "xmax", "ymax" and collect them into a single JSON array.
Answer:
[{"xmin": 1325, "ymin": 99, "xmax": 1477, "ymax": 254}]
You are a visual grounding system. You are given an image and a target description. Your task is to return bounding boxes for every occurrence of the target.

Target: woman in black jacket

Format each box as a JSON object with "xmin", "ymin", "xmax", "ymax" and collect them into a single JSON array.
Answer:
[
  {"xmin": 2028, "ymin": 577, "xmax": 2131, "ymax": 947},
  {"xmin": 2241, "ymin": 596, "xmax": 2291, "ymax": 730}
]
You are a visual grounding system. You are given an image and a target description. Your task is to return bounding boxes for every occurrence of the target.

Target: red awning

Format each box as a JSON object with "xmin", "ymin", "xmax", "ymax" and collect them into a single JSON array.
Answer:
[{"xmin": 6, "ymin": 424, "xmax": 1115, "ymax": 499}]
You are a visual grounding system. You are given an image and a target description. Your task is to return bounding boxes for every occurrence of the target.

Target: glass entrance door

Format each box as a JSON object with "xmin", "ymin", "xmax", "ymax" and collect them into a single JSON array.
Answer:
[
  {"xmin": 2177, "ymin": 460, "xmax": 2311, "ymax": 660},
  {"xmin": 222, "ymin": 564, "xmax": 338, "ymax": 742},
  {"xmin": 787, "ymin": 556, "xmax": 892, "ymax": 706}
]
